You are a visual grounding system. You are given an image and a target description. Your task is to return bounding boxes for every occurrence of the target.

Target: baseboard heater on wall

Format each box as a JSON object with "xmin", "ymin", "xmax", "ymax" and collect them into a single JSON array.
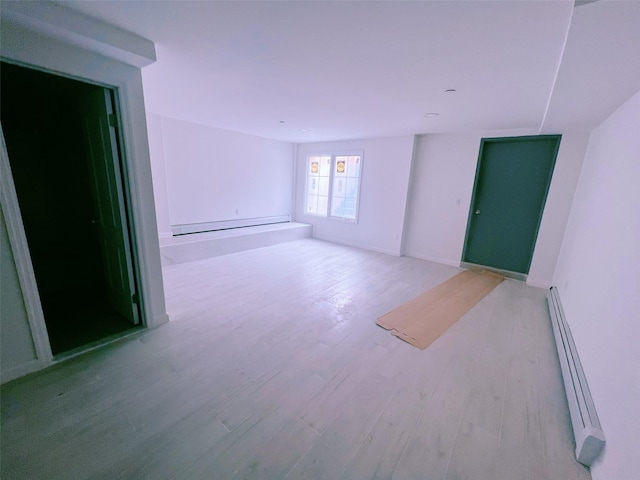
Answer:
[
  {"xmin": 171, "ymin": 215, "xmax": 290, "ymax": 236},
  {"xmin": 547, "ymin": 286, "xmax": 605, "ymax": 466}
]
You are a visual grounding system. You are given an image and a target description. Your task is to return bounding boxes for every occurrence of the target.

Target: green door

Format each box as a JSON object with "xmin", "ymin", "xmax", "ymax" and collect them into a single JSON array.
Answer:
[{"xmin": 462, "ymin": 135, "xmax": 561, "ymax": 275}]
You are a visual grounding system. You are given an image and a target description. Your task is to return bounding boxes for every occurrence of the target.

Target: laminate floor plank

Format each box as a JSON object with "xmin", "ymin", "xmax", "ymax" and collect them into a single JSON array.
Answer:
[
  {"xmin": 236, "ymin": 416, "xmax": 320, "ymax": 480},
  {"xmin": 286, "ymin": 372, "xmax": 397, "ymax": 479},
  {"xmin": 442, "ymin": 281, "xmax": 519, "ymax": 480},
  {"xmin": 391, "ymin": 293, "xmax": 496, "ymax": 480},
  {"xmin": 301, "ymin": 354, "xmax": 385, "ymax": 435},
  {"xmin": 339, "ymin": 347, "xmax": 443, "ymax": 479},
  {"xmin": 493, "ymin": 283, "xmax": 550, "ymax": 480},
  {"xmin": 109, "ymin": 406, "xmax": 230, "ymax": 480},
  {"xmin": 0, "ymin": 239, "xmax": 591, "ymax": 480},
  {"xmin": 178, "ymin": 408, "xmax": 298, "ymax": 479}
]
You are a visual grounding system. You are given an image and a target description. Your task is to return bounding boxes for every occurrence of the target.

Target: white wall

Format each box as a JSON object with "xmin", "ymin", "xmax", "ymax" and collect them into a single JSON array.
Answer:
[
  {"xmin": 552, "ymin": 90, "xmax": 640, "ymax": 480},
  {"xmin": 402, "ymin": 133, "xmax": 483, "ymax": 266},
  {"xmin": 403, "ymin": 130, "xmax": 588, "ymax": 286},
  {"xmin": 146, "ymin": 113, "xmax": 172, "ymax": 239},
  {"xmin": 294, "ymin": 136, "xmax": 415, "ymax": 256},
  {"xmin": 158, "ymin": 116, "xmax": 294, "ymax": 228},
  {"xmin": 527, "ymin": 132, "xmax": 589, "ymax": 287}
]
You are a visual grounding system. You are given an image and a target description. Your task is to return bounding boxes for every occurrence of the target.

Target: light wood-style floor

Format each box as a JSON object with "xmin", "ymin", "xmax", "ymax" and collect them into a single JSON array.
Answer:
[{"xmin": 1, "ymin": 239, "xmax": 591, "ymax": 480}]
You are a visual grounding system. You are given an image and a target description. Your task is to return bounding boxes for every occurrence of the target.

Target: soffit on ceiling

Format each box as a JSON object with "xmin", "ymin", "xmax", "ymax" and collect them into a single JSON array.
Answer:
[{"xmin": 540, "ymin": 0, "xmax": 640, "ymax": 133}]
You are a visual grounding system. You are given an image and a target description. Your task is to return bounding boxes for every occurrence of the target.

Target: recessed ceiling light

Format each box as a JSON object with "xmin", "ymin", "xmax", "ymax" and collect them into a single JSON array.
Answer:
[{"xmin": 424, "ymin": 113, "xmax": 439, "ymax": 118}]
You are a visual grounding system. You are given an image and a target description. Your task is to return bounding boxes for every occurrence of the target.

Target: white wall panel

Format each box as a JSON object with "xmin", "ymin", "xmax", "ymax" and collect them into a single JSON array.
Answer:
[
  {"xmin": 160, "ymin": 116, "xmax": 293, "ymax": 227},
  {"xmin": 527, "ymin": 132, "xmax": 589, "ymax": 287},
  {"xmin": 146, "ymin": 113, "xmax": 172, "ymax": 239},
  {"xmin": 553, "ymin": 90, "xmax": 640, "ymax": 480}
]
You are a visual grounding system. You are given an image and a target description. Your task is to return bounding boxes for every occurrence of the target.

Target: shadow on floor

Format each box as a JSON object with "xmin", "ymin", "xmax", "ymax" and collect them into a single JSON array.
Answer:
[{"xmin": 41, "ymin": 287, "xmax": 139, "ymax": 356}]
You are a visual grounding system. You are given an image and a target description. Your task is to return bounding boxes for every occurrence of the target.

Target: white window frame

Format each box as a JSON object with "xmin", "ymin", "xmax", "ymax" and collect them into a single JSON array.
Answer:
[{"xmin": 304, "ymin": 151, "xmax": 364, "ymax": 223}]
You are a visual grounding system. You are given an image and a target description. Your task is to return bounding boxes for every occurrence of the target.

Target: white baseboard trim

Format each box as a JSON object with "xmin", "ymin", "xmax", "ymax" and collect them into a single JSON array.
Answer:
[
  {"xmin": 1, "ymin": 358, "xmax": 47, "ymax": 385},
  {"xmin": 402, "ymin": 251, "xmax": 461, "ymax": 267},
  {"xmin": 150, "ymin": 312, "xmax": 171, "ymax": 327},
  {"xmin": 312, "ymin": 234, "xmax": 400, "ymax": 257},
  {"xmin": 526, "ymin": 278, "xmax": 552, "ymax": 289}
]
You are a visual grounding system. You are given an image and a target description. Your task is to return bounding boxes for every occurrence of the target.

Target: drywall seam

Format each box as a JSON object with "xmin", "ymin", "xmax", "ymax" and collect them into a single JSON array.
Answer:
[{"xmin": 539, "ymin": 5, "xmax": 574, "ymax": 134}]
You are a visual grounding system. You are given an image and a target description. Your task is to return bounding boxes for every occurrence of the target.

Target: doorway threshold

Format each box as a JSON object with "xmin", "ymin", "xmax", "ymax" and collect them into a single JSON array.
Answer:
[
  {"xmin": 460, "ymin": 262, "xmax": 527, "ymax": 282},
  {"xmin": 52, "ymin": 325, "xmax": 145, "ymax": 363}
]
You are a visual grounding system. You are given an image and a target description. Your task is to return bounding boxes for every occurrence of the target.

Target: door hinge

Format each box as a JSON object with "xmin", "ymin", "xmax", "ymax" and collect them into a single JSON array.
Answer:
[
  {"xmin": 132, "ymin": 293, "xmax": 139, "ymax": 304},
  {"xmin": 108, "ymin": 113, "xmax": 118, "ymax": 128}
]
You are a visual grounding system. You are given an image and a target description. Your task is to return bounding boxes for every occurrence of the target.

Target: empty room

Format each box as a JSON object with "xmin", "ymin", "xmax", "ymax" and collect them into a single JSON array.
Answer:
[{"xmin": 1, "ymin": 1, "xmax": 638, "ymax": 479}]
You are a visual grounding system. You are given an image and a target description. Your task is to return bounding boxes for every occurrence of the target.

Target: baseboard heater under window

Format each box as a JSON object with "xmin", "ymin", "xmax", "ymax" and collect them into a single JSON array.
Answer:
[{"xmin": 547, "ymin": 286, "xmax": 605, "ymax": 466}]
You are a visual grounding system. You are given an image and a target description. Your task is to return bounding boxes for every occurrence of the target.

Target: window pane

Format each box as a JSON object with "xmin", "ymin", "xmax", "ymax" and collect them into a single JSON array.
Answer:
[
  {"xmin": 319, "ymin": 156, "xmax": 332, "ymax": 176},
  {"xmin": 306, "ymin": 155, "xmax": 331, "ymax": 216},
  {"xmin": 306, "ymin": 194, "xmax": 318, "ymax": 214},
  {"xmin": 346, "ymin": 177, "xmax": 359, "ymax": 197},
  {"xmin": 307, "ymin": 176, "xmax": 319, "ymax": 194},
  {"xmin": 318, "ymin": 177, "xmax": 330, "ymax": 196},
  {"xmin": 332, "ymin": 177, "xmax": 346, "ymax": 198},
  {"xmin": 333, "ymin": 187, "xmax": 357, "ymax": 219},
  {"xmin": 344, "ymin": 155, "xmax": 359, "ymax": 178},
  {"xmin": 317, "ymin": 195, "xmax": 329, "ymax": 215},
  {"xmin": 307, "ymin": 194, "xmax": 328, "ymax": 216},
  {"xmin": 330, "ymin": 198, "xmax": 344, "ymax": 217},
  {"xmin": 330, "ymin": 155, "xmax": 361, "ymax": 220},
  {"xmin": 335, "ymin": 156, "xmax": 347, "ymax": 177},
  {"xmin": 308, "ymin": 156, "xmax": 321, "ymax": 176}
]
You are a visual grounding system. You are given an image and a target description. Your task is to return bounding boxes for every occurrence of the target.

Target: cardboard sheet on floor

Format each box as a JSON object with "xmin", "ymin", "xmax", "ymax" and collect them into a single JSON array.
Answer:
[{"xmin": 376, "ymin": 270, "xmax": 504, "ymax": 349}]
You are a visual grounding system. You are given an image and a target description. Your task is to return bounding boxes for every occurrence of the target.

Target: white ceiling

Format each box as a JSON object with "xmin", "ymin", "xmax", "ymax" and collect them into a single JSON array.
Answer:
[{"xmin": 56, "ymin": 0, "xmax": 640, "ymax": 143}]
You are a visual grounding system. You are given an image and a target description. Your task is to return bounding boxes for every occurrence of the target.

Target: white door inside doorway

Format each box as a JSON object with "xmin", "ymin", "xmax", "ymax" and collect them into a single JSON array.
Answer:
[{"xmin": 80, "ymin": 88, "xmax": 140, "ymax": 325}]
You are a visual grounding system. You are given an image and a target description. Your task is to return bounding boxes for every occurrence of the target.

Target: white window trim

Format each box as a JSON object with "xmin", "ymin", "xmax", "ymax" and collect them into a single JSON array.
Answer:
[{"xmin": 304, "ymin": 151, "xmax": 364, "ymax": 224}]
